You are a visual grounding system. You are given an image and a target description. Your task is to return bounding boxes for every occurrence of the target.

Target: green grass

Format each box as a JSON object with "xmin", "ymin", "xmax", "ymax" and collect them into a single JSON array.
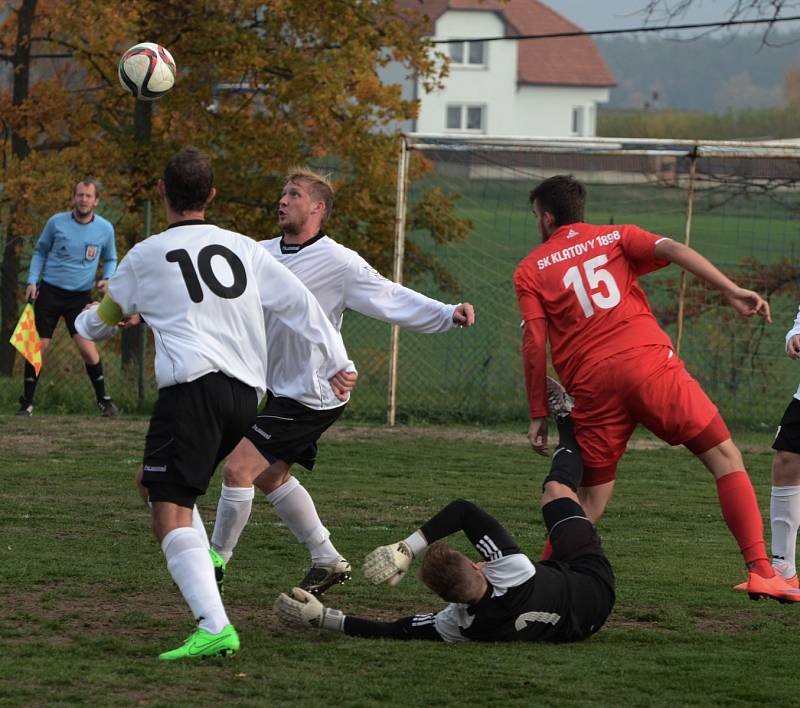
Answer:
[{"xmin": 1, "ymin": 415, "xmax": 796, "ymax": 706}]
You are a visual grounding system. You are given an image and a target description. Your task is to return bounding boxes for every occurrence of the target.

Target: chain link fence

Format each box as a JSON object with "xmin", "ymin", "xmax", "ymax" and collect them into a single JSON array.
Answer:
[{"xmin": 3, "ymin": 135, "xmax": 800, "ymax": 429}]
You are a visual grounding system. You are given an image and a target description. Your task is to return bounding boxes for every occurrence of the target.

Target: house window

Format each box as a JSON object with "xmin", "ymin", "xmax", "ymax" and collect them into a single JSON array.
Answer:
[
  {"xmin": 446, "ymin": 104, "xmax": 486, "ymax": 132},
  {"xmin": 572, "ymin": 106, "xmax": 584, "ymax": 135},
  {"xmin": 449, "ymin": 40, "xmax": 486, "ymax": 67}
]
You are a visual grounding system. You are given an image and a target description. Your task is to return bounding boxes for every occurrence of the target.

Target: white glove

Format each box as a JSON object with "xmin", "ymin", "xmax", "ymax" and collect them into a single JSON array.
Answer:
[
  {"xmin": 363, "ymin": 541, "xmax": 413, "ymax": 586},
  {"xmin": 273, "ymin": 587, "xmax": 344, "ymax": 631}
]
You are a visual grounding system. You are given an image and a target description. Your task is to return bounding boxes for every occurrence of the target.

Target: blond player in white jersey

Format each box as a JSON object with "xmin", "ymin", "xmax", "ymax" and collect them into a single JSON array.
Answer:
[
  {"xmin": 770, "ymin": 303, "xmax": 800, "ymax": 588},
  {"xmin": 209, "ymin": 167, "xmax": 475, "ymax": 595},
  {"xmin": 75, "ymin": 148, "xmax": 355, "ymax": 661}
]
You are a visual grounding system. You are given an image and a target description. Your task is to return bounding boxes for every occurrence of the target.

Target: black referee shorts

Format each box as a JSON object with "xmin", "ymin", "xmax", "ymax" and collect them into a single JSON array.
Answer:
[
  {"xmin": 243, "ymin": 392, "xmax": 345, "ymax": 470},
  {"xmin": 142, "ymin": 372, "xmax": 257, "ymax": 508},
  {"xmin": 34, "ymin": 281, "xmax": 92, "ymax": 338},
  {"xmin": 773, "ymin": 397, "xmax": 800, "ymax": 455}
]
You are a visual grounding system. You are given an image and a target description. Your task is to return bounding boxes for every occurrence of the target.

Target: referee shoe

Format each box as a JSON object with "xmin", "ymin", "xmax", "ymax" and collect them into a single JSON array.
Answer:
[
  {"xmin": 16, "ymin": 397, "xmax": 33, "ymax": 417},
  {"xmin": 97, "ymin": 397, "xmax": 119, "ymax": 417},
  {"xmin": 299, "ymin": 557, "xmax": 352, "ymax": 596}
]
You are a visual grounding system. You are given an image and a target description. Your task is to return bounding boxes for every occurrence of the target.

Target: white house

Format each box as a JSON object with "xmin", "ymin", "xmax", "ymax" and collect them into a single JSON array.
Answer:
[{"xmin": 392, "ymin": 0, "xmax": 616, "ymax": 138}]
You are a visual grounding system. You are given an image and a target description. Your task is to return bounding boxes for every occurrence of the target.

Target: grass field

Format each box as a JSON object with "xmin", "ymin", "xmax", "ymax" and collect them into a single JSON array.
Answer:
[{"xmin": 2, "ymin": 414, "xmax": 799, "ymax": 707}]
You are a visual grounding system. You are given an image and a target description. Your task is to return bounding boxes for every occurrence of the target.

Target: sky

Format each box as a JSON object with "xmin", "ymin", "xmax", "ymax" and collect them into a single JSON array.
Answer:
[{"xmin": 545, "ymin": 0, "xmax": 800, "ymax": 34}]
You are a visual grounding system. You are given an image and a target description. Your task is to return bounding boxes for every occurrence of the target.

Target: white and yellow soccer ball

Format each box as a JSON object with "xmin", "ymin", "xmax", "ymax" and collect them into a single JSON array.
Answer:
[{"xmin": 118, "ymin": 42, "xmax": 176, "ymax": 101}]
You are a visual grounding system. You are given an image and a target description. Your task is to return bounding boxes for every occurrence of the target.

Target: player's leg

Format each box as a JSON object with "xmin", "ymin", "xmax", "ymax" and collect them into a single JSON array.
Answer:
[
  {"xmin": 769, "ymin": 398, "xmax": 800, "ymax": 586},
  {"xmin": 210, "ymin": 437, "xmax": 266, "ymax": 562},
  {"xmin": 69, "ymin": 298, "xmax": 118, "ymax": 416},
  {"xmin": 254, "ymin": 463, "xmax": 351, "ymax": 594}
]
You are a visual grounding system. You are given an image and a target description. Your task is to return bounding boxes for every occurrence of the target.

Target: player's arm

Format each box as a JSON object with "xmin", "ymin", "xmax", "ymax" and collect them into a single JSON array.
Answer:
[
  {"xmin": 786, "ymin": 304, "xmax": 800, "ymax": 360},
  {"xmin": 274, "ymin": 588, "xmax": 444, "ymax": 641},
  {"xmin": 653, "ymin": 239, "xmax": 771, "ymax": 323},
  {"xmin": 255, "ymin": 250, "xmax": 355, "ymax": 382},
  {"xmin": 345, "ymin": 255, "xmax": 472, "ymax": 332},
  {"xmin": 521, "ymin": 318, "xmax": 549, "ymax": 456},
  {"xmin": 363, "ymin": 499, "xmax": 520, "ymax": 585},
  {"xmin": 75, "ymin": 256, "xmax": 138, "ymax": 341}
]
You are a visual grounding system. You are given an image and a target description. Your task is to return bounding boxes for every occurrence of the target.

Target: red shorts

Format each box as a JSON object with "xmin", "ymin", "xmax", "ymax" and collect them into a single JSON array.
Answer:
[{"xmin": 569, "ymin": 345, "xmax": 730, "ymax": 486}]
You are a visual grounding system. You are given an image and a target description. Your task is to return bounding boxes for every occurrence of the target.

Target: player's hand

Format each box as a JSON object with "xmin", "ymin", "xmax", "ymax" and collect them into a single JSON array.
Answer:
[
  {"xmin": 329, "ymin": 369, "xmax": 357, "ymax": 401},
  {"xmin": 528, "ymin": 417, "xmax": 548, "ymax": 457},
  {"xmin": 363, "ymin": 541, "xmax": 413, "ymax": 586},
  {"xmin": 723, "ymin": 286, "xmax": 771, "ymax": 323},
  {"xmin": 453, "ymin": 302, "xmax": 475, "ymax": 328},
  {"xmin": 25, "ymin": 284, "xmax": 38, "ymax": 303},
  {"xmin": 118, "ymin": 313, "xmax": 142, "ymax": 329},
  {"xmin": 96, "ymin": 279, "xmax": 109, "ymax": 295},
  {"xmin": 788, "ymin": 334, "xmax": 800, "ymax": 360},
  {"xmin": 274, "ymin": 587, "xmax": 342, "ymax": 631}
]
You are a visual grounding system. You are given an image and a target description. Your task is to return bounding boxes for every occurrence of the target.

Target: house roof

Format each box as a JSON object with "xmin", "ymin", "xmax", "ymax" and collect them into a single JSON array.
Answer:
[{"xmin": 396, "ymin": 0, "xmax": 616, "ymax": 88}]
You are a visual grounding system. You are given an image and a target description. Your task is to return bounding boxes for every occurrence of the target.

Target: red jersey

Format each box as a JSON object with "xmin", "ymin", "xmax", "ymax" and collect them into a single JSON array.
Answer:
[{"xmin": 514, "ymin": 223, "xmax": 673, "ymax": 391}]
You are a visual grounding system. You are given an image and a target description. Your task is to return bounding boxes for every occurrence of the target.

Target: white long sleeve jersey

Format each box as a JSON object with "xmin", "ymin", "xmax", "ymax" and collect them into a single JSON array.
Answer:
[
  {"xmin": 787, "ymin": 303, "xmax": 800, "ymax": 400},
  {"xmin": 261, "ymin": 234, "xmax": 458, "ymax": 410},
  {"xmin": 75, "ymin": 223, "xmax": 352, "ymax": 401}
]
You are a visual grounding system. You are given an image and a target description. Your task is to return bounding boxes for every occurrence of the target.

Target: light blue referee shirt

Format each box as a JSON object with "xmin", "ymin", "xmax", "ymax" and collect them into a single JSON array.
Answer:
[{"xmin": 28, "ymin": 212, "xmax": 117, "ymax": 292}]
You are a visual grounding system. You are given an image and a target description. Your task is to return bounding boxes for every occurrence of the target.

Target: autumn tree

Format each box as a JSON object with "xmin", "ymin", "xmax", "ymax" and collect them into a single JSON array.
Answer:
[{"xmin": 0, "ymin": 0, "xmax": 470, "ymax": 375}]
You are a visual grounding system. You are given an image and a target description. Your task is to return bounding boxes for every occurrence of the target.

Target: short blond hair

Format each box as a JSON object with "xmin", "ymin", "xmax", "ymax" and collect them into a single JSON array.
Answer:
[
  {"xmin": 419, "ymin": 541, "xmax": 484, "ymax": 604},
  {"xmin": 286, "ymin": 166, "xmax": 334, "ymax": 223}
]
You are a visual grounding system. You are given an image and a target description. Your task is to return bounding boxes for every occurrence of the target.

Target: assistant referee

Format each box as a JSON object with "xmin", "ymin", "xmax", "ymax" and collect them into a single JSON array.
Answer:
[{"xmin": 18, "ymin": 179, "xmax": 118, "ymax": 417}]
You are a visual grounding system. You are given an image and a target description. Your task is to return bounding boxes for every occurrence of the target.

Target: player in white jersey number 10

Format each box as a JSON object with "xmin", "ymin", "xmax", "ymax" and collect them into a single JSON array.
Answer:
[{"xmin": 75, "ymin": 148, "xmax": 356, "ymax": 659}]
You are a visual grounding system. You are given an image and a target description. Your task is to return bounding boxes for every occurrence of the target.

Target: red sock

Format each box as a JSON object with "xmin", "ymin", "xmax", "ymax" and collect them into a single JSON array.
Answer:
[
  {"xmin": 540, "ymin": 537, "xmax": 553, "ymax": 561},
  {"xmin": 715, "ymin": 471, "xmax": 773, "ymax": 578}
]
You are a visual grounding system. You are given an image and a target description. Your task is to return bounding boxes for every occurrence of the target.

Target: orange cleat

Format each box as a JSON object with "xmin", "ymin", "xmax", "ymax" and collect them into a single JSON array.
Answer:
[{"xmin": 733, "ymin": 571, "xmax": 800, "ymax": 603}]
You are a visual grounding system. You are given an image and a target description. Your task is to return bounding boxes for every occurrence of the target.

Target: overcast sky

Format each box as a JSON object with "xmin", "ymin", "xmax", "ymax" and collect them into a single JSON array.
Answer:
[{"xmin": 545, "ymin": 0, "xmax": 800, "ymax": 34}]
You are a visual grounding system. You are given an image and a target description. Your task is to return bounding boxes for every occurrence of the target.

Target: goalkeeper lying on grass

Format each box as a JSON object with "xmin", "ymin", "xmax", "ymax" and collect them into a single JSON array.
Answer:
[{"xmin": 275, "ymin": 412, "xmax": 615, "ymax": 643}]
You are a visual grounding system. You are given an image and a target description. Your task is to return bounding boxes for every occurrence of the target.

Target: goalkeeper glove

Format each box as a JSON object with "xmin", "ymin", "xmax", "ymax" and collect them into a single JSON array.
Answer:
[
  {"xmin": 273, "ymin": 587, "xmax": 344, "ymax": 632},
  {"xmin": 363, "ymin": 541, "xmax": 413, "ymax": 586}
]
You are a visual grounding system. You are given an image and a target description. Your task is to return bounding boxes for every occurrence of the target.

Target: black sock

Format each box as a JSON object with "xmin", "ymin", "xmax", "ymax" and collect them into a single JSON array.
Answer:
[
  {"xmin": 23, "ymin": 361, "xmax": 39, "ymax": 403},
  {"xmin": 85, "ymin": 360, "xmax": 107, "ymax": 401},
  {"xmin": 542, "ymin": 415, "xmax": 584, "ymax": 492}
]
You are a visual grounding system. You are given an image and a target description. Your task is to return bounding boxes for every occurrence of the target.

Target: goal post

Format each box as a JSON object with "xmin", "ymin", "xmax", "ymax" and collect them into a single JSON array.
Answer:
[{"xmin": 386, "ymin": 133, "xmax": 800, "ymax": 428}]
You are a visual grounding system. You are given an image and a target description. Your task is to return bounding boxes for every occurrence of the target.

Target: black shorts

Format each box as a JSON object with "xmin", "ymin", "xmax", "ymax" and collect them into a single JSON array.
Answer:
[
  {"xmin": 547, "ymin": 514, "xmax": 616, "ymax": 641},
  {"xmin": 773, "ymin": 397, "xmax": 800, "ymax": 454},
  {"xmin": 243, "ymin": 392, "xmax": 345, "ymax": 470},
  {"xmin": 34, "ymin": 281, "xmax": 92, "ymax": 338},
  {"xmin": 142, "ymin": 372, "xmax": 258, "ymax": 508}
]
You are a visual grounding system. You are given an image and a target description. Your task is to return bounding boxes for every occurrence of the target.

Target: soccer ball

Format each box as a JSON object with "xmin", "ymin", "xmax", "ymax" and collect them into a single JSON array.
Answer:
[{"xmin": 118, "ymin": 42, "xmax": 176, "ymax": 101}]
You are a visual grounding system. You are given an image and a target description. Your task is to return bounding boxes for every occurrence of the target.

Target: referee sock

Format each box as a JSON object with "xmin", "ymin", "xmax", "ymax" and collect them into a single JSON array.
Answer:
[
  {"xmin": 161, "ymin": 527, "xmax": 229, "ymax": 634},
  {"xmin": 23, "ymin": 361, "xmax": 39, "ymax": 403},
  {"xmin": 716, "ymin": 471, "xmax": 774, "ymax": 578},
  {"xmin": 267, "ymin": 477, "xmax": 341, "ymax": 564},
  {"xmin": 85, "ymin": 360, "xmax": 107, "ymax": 401},
  {"xmin": 770, "ymin": 485, "xmax": 800, "ymax": 578},
  {"xmin": 211, "ymin": 485, "xmax": 254, "ymax": 563}
]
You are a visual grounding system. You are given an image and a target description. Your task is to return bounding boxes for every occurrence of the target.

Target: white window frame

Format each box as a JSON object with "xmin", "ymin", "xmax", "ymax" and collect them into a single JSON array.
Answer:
[
  {"xmin": 448, "ymin": 40, "xmax": 487, "ymax": 69},
  {"xmin": 445, "ymin": 104, "xmax": 487, "ymax": 133}
]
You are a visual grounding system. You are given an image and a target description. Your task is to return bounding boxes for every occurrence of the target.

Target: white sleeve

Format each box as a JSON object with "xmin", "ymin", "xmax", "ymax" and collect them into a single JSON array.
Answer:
[
  {"xmin": 343, "ymin": 253, "xmax": 457, "ymax": 334},
  {"xmin": 254, "ymin": 248, "xmax": 354, "ymax": 377},
  {"xmin": 787, "ymin": 304, "xmax": 800, "ymax": 354},
  {"xmin": 106, "ymin": 253, "xmax": 140, "ymax": 316},
  {"xmin": 75, "ymin": 305, "xmax": 118, "ymax": 341}
]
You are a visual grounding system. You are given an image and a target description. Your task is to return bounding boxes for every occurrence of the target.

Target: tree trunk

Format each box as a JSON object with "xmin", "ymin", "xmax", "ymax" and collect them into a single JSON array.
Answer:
[
  {"xmin": 121, "ymin": 98, "xmax": 152, "ymax": 368},
  {"xmin": 0, "ymin": 0, "xmax": 37, "ymax": 376}
]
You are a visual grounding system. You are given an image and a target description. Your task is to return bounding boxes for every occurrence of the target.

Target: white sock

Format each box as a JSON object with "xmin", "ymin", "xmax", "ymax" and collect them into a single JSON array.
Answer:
[
  {"xmin": 192, "ymin": 505, "xmax": 210, "ymax": 548},
  {"xmin": 211, "ymin": 485, "xmax": 255, "ymax": 563},
  {"xmin": 161, "ymin": 527, "xmax": 229, "ymax": 634},
  {"xmin": 771, "ymin": 485, "xmax": 800, "ymax": 577},
  {"xmin": 266, "ymin": 477, "xmax": 340, "ymax": 564}
]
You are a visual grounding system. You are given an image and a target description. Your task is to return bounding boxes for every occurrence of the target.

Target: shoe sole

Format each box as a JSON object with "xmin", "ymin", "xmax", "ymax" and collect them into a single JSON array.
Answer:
[{"xmin": 303, "ymin": 569, "xmax": 352, "ymax": 597}]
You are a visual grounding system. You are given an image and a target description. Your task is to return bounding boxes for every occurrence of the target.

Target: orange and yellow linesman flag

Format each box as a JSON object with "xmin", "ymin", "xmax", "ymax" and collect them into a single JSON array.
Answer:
[{"xmin": 9, "ymin": 303, "xmax": 42, "ymax": 375}]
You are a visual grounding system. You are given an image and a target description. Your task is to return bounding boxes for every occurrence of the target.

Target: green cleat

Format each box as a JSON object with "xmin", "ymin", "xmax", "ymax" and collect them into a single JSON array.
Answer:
[
  {"xmin": 158, "ymin": 624, "xmax": 240, "ymax": 661},
  {"xmin": 209, "ymin": 548, "xmax": 226, "ymax": 595}
]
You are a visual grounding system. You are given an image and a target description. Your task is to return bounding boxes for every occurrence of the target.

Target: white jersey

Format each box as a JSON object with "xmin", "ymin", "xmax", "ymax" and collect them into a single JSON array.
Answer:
[
  {"xmin": 261, "ymin": 233, "xmax": 458, "ymax": 409},
  {"xmin": 787, "ymin": 303, "xmax": 800, "ymax": 400},
  {"xmin": 76, "ymin": 223, "xmax": 352, "ymax": 400}
]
